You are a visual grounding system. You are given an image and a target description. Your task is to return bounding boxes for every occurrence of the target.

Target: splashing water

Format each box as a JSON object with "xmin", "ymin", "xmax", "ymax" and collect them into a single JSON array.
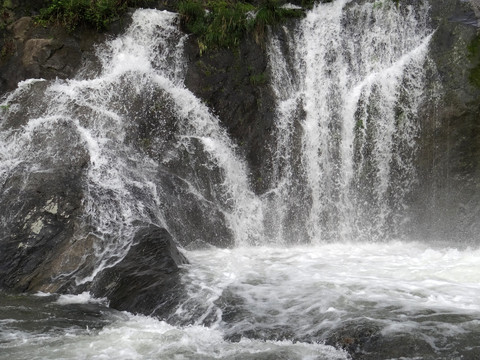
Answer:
[{"xmin": 0, "ymin": 10, "xmax": 263, "ymax": 285}]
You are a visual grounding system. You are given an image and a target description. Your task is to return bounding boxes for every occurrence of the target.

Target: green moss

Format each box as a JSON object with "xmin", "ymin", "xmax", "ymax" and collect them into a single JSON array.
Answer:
[
  {"xmin": 355, "ymin": 118, "xmax": 364, "ymax": 130},
  {"xmin": 470, "ymin": 66, "xmax": 480, "ymax": 88}
]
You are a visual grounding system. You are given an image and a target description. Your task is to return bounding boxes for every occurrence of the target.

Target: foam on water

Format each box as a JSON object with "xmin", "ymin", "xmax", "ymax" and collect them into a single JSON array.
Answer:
[
  {"xmin": 2, "ymin": 242, "xmax": 479, "ymax": 359},
  {"xmin": 48, "ymin": 315, "xmax": 348, "ymax": 360},
  {"xmin": 170, "ymin": 242, "xmax": 480, "ymax": 357},
  {"xmin": 55, "ymin": 292, "xmax": 108, "ymax": 305},
  {"xmin": 0, "ymin": 305, "xmax": 348, "ymax": 360}
]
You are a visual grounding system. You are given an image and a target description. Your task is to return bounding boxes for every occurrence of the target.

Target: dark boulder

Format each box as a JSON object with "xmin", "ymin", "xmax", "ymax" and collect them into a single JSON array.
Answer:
[
  {"xmin": 322, "ymin": 320, "xmax": 444, "ymax": 360},
  {"xmin": 323, "ymin": 321, "xmax": 382, "ymax": 360},
  {"xmin": 0, "ymin": 121, "xmax": 89, "ymax": 292},
  {"xmin": 90, "ymin": 224, "xmax": 188, "ymax": 318}
]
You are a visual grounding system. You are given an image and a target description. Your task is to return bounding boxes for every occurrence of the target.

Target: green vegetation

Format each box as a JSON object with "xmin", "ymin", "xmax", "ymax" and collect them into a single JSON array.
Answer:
[
  {"xmin": 252, "ymin": 0, "xmax": 303, "ymax": 42},
  {"xmin": 38, "ymin": 0, "xmax": 124, "ymax": 30},
  {"xmin": 37, "ymin": 0, "xmax": 153, "ymax": 31},
  {"xmin": 1, "ymin": 1, "xmax": 14, "ymax": 29},
  {"xmin": 355, "ymin": 118, "xmax": 364, "ymax": 130},
  {"xmin": 179, "ymin": 1, "xmax": 255, "ymax": 49},
  {"xmin": 36, "ymin": 0, "xmax": 303, "ymax": 48},
  {"xmin": 468, "ymin": 33, "xmax": 480, "ymax": 88},
  {"xmin": 178, "ymin": 0, "xmax": 304, "ymax": 51}
]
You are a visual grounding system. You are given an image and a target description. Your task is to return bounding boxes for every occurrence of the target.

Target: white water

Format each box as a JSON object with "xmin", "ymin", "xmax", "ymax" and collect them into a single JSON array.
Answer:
[
  {"xmin": 0, "ymin": 312, "xmax": 348, "ymax": 360},
  {"xmin": 266, "ymin": 0, "xmax": 434, "ymax": 243}
]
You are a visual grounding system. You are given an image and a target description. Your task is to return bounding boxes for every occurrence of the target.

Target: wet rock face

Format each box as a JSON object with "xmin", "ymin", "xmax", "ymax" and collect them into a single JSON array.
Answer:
[
  {"xmin": 91, "ymin": 224, "xmax": 188, "ymax": 318},
  {"xmin": 183, "ymin": 36, "xmax": 277, "ymax": 194},
  {"xmin": 0, "ymin": 16, "xmax": 93, "ymax": 94},
  {"xmin": 124, "ymin": 89, "xmax": 235, "ymax": 248},
  {"xmin": 0, "ymin": 6, "xmax": 129, "ymax": 96},
  {"xmin": 0, "ymin": 123, "xmax": 89, "ymax": 292},
  {"xmin": 408, "ymin": 0, "xmax": 480, "ymax": 244}
]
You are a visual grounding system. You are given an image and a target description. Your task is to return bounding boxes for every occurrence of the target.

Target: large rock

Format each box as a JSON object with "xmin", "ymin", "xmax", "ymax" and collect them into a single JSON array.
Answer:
[
  {"xmin": 124, "ymin": 88, "xmax": 235, "ymax": 248},
  {"xmin": 0, "ymin": 17, "xmax": 96, "ymax": 94},
  {"xmin": 90, "ymin": 224, "xmax": 188, "ymax": 318},
  {"xmin": 0, "ymin": 121, "xmax": 89, "ymax": 292},
  {"xmin": 0, "ymin": 6, "xmax": 130, "ymax": 96}
]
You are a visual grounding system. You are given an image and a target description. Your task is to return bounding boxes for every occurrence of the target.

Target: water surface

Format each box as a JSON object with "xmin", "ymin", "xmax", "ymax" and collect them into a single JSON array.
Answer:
[{"xmin": 2, "ymin": 241, "xmax": 479, "ymax": 359}]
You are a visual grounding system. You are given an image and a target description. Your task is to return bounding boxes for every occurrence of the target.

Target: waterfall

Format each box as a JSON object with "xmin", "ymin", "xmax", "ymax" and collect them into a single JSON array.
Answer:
[
  {"xmin": 265, "ymin": 0, "xmax": 434, "ymax": 243},
  {"xmin": 0, "ymin": 10, "xmax": 263, "ymax": 286},
  {"xmin": 2, "ymin": 2, "xmax": 480, "ymax": 359},
  {"xmin": 0, "ymin": 1, "xmax": 438, "ymax": 282}
]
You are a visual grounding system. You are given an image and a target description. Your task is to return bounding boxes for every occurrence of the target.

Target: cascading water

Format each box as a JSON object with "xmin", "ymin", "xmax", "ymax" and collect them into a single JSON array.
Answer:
[
  {"xmin": 0, "ymin": 10, "xmax": 262, "ymax": 285},
  {"xmin": 266, "ymin": 0, "xmax": 433, "ymax": 243},
  {"xmin": 1, "ymin": 1, "xmax": 480, "ymax": 360}
]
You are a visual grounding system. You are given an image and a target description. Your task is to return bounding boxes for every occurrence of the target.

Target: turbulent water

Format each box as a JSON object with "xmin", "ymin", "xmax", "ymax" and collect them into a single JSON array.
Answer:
[
  {"xmin": 1, "ymin": 0, "xmax": 479, "ymax": 359},
  {"xmin": 2, "ymin": 243, "xmax": 480, "ymax": 359}
]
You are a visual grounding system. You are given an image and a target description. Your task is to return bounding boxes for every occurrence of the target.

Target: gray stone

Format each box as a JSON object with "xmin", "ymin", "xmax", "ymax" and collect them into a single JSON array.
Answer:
[{"xmin": 7, "ymin": 16, "xmax": 33, "ymax": 42}]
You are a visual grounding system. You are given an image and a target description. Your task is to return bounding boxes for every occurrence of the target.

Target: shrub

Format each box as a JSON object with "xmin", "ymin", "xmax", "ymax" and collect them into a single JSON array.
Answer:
[
  {"xmin": 179, "ymin": 0, "xmax": 255, "ymax": 49},
  {"xmin": 38, "ymin": 0, "xmax": 134, "ymax": 30},
  {"xmin": 178, "ymin": 0, "xmax": 303, "ymax": 52}
]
